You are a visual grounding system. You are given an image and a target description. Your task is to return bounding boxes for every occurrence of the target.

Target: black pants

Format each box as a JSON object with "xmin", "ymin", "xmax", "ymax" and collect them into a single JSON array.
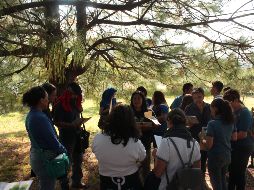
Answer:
[
  {"xmin": 228, "ymin": 148, "xmax": 251, "ymax": 190},
  {"xmin": 100, "ymin": 171, "xmax": 143, "ymax": 190},
  {"xmin": 201, "ymin": 150, "xmax": 208, "ymax": 174},
  {"xmin": 140, "ymin": 132, "xmax": 153, "ymax": 181},
  {"xmin": 59, "ymin": 130, "xmax": 84, "ymax": 189}
]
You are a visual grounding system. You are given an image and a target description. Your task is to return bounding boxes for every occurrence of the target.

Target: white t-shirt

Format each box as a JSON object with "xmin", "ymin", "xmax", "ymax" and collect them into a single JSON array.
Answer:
[
  {"xmin": 156, "ymin": 137, "xmax": 201, "ymax": 190},
  {"xmin": 92, "ymin": 132, "xmax": 146, "ymax": 177}
]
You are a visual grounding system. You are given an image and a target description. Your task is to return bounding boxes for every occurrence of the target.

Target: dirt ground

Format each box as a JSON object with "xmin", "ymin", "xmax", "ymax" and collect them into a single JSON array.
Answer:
[
  {"xmin": 28, "ymin": 148, "xmax": 254, "ymax": 190},
  {"xmin": 0, "ymin": 140, "xmax": 253, "ymax": 190}
]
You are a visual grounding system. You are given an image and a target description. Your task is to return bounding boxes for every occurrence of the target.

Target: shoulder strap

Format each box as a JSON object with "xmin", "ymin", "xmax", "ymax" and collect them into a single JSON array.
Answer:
[
  {"xmin": 165, "ymin": 137, "xmax": 185, "ymax": 187},
  {"xmin": 168, "ymin": 137, "xmax": 185, "ymax": 167},
  {"xmin": 165, "ymin": 138, "xmax": 195, "ymax": 186},
  {"xmin": 81, "ymin": 113, "xmax": 87, "ymax": 132},
  {"xmin": 188, "ymin": 139, "xmax": 196, "ymax": 166}
]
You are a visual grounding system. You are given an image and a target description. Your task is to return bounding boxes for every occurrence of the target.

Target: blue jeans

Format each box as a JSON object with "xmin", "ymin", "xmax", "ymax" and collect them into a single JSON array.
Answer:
[
  {"xmin": 30, "ymin": 148, "xmax": 57, "ymax": 190},
  {"xmin": 208, "ymin": 154, "xmax": 230, "ymax": 190}
]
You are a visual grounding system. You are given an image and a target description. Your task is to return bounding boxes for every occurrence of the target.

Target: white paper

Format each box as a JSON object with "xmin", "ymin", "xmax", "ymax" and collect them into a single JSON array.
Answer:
[
  {"xmin": 0, "ymin": 180, "xmax": 33, "ymax": 190},
  {"xmin": 154, "ymin": 135, "xmax": 162, "ymax": 147},
  {"xmin": 150, "ymin": 116, "xmax": 161, "ymax": 125},
  {"xmin": 144, "ymin": 114, "xmax": 161, "ymax": 126}
]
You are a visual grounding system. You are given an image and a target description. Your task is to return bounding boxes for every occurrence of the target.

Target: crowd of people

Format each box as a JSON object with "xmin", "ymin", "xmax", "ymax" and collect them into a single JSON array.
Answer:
[{"xmin": 22, "ymin": 81, "xmax": 254, "ymax": 190}]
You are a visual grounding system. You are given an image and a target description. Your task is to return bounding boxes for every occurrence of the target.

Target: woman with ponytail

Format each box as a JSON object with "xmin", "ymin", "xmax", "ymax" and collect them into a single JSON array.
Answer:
[
  {"xmin": 223, "ymin": 89, "xmax": 253, "ymax": 190},
  {"xmin": 23, "ymin": 86, "xmax": 66, "ymax": 190},
  {"xmin": 201, "ymin": 98, "xmax": 234, "ymax": 190}
]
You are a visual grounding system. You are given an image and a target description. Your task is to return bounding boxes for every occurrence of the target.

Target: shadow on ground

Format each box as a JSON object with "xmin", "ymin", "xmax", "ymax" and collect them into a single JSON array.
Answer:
[{"xmin": 0, "ymin": 131, "xmax": 253, "ymax": 190}]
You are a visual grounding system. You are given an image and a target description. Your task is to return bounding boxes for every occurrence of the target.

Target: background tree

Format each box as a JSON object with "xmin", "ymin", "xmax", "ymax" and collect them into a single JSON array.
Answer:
[{"xmin": 0, "ymin": 0, "xmax": 254, "ymax": 112}]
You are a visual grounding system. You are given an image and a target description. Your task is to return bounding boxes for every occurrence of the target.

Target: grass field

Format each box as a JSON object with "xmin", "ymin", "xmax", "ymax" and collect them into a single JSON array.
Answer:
[{"xmin": 0, "ymin": 96, "xmax": 253, "ymax": 188}]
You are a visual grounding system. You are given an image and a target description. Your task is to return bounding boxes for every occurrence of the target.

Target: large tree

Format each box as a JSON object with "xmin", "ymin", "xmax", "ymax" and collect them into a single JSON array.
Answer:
[{"xmin": 0, "ymin": 0, "xmax": 254, "ymax": 94}]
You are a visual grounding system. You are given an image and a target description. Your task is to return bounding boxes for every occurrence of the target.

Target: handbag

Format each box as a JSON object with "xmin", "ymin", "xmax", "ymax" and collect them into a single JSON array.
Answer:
[
  {"xmin": 80, "ymin": 126, "xmax": 90, "ymax": 152},
  {"xmin": 166, "ymin": 138, "xmax": 201, "ymax": 190},
  {"xmin": 80, "ymin": 113, "xmax": 90, "ymax": 152},
  {"xmin": 45, "ymin": 153, "xmax": 70, "ymax": 178},
  {"xmin": 28, "ymin": 127, "xmax": 70, "ymax": 178},
  {"xmin": 98, "ymin": 113, "xmax": 109, "ymax": 129}
]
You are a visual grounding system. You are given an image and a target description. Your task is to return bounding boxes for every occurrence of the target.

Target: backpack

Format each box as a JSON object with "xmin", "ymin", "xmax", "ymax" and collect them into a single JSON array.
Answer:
[{"xmin": 166, "ymin": 138, "xmax": 201, "ymax": 190}]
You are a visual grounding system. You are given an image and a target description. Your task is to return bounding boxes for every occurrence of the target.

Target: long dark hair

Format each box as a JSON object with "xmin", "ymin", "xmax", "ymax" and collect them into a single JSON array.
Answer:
[
  {"xmin": 41, "ymin": 82, "xmax": 56, "ymax": 96},
  {"xmin": 167, "ymin": 108, "xmax": 187, "ymax": 126},
  {"xmin": 22, "ymin": 86, "xmax": 46, "ymax": 107},
  {"xmin": 103, "ymin": 105, "xmax": 140, "ymax": 146},
  {"xmin": 152, "ymin": 91, "xmax": 167, "ymax": 106},
  {"xmin": 130, "ymin": 91, "xmax": 148, "ymax": 113},
  {"xmin": 211, "ymin": 98, "xmax": 234, "ymax": 124}
]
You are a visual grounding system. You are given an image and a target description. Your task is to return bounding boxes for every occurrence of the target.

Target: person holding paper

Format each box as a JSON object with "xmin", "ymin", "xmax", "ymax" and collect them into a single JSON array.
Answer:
[
  {"xmin": 184, "ymin": 87, "xmax": 211, "ymax": 189},
  {"xmin": 152, "ymin": 91, "xmax": 169, "ymax": 138},
  {"xmin": 23, "ymin": 86, "xmax": 67, "ymax": 190},
  {"xmin": 53, "ymin": 82, "xmax": 88, "ymax": 189},
  {"xmin": 130, "ymin": 91, "xmax": 154, "ymax": 181},
  {"xmin": 92, "ymin": 105, "xmax": 146, "ymax": 190},
  {"xmin": 201, "ymin": 98, "xmax": 234, "ymax": 190},
  {"xmin": 98, "ymin": 88, "xmax": 117, "ymax": 129},
  {"xmin": 223, "ymin": 89, "xmax": 253, "ymax": 190},
  {"xmin": 150, "ymin": 109, "xmax": 201, "ymax": 190}
]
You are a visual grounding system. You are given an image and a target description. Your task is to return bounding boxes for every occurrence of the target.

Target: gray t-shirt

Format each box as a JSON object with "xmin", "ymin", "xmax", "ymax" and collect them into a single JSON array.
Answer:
[{"xmin": 206, "ymin": 118, "xmax": 234, "ymax": 158}]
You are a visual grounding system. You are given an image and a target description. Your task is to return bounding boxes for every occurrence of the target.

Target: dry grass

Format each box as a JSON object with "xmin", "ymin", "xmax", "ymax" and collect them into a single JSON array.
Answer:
[{"xmin": 0, "ymin": 97, "xmax": 253, "ymax": 189}]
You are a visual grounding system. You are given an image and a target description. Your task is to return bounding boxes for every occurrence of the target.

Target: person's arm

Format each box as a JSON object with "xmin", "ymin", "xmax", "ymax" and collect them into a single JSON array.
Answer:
[
  {"xmin": 152, "ymin": 138, "xmax": 170, "ymax": 177},
  {"xmin": 53, "ymin": 104, "xmax": 84, "ymax": 128},
  {"xmin": 154, "ymin": 158, "xmax": 167, "ymax": 178},
  {"xmin": 237, "ymin": 131, "xmax": 247, "ymax": 140},
  {"xmin": 54, "ymin": 118, "xmax": 84, "ymax": 129},
  {"xmin": 137, "ymin": 140, "xmax": 146, "ymax": 163},
  {"xmin": 202, "ymin": 121, "xmax": 214, "ymax": 150},
  {"xmin": 236, "ymin": 108, "xmax": 252, "ymax": 140},
  {"xmin": 54, "ymin": 121, "xmax": 74, "ymax": 128},
  {"xmin": 33, "ymin": 116, "xmax": 66, "ymax": 154},
  {"xmin": 204, "ymin": 136, "xmax": 213, "ymax": 150}
]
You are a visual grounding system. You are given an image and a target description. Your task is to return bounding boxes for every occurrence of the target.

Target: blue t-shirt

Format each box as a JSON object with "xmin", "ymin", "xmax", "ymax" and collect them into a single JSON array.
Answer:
[
  {"xmin": 153, "ymin": 104, "xmax": 169, "ymax": 136},
  {"xmin": 206, "ymin": 118, "xmax": 234, "ymax": 158},
  {"xmin": 146, "ymin": 98, "xmax": 152, "ymax": 107},
  {"xmin": 234, "ymin": 107, "xmax": 252, "ymax": 132},
  {"xmin": 170, "ymin": 95, "xmax": 183, "ymax": 109},
  {"xmin": 26, "ymin": 108, "xmax": 66, "ymax": 154},
  {"xmin": 232, "ymin": 107, "xmax": 253, "ymax": 148}
]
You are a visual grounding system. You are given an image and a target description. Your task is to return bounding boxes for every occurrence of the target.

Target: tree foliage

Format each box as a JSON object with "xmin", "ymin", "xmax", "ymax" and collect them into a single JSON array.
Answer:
[{"xmin": 0, "ymin": 0, "xmax": 254, "ymax": 112}]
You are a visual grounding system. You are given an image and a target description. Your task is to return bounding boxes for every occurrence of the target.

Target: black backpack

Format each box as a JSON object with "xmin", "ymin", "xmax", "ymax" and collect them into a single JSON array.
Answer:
[{"xmin": 166, "ymin": 138, "xmax": 202, "ymax": 190}]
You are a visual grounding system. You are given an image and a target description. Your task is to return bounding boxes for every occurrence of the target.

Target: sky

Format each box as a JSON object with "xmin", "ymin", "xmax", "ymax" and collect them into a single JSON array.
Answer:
[{"xmin": 189, "ymin": 0, "xmax": 254, "ymax": 47}]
